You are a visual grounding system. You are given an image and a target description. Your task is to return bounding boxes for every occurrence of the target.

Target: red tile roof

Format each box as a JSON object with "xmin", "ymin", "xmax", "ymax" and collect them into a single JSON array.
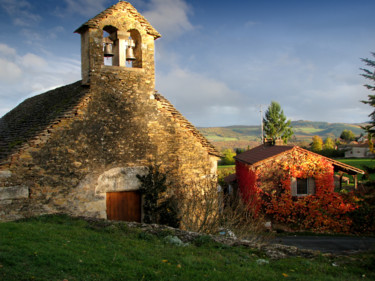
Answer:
[
  {"xmin": 235, "ymin": 144, "xmax": 294, "ymax": 165},
  {"xmin": 235, "ymin": 144, "xmax": 364, "ymax": 175}
]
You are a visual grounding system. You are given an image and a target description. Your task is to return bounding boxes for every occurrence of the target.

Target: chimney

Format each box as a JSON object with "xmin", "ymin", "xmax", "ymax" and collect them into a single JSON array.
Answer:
[{"xmin": 264, "ymin": 138, "xmax": 284, "ymax": 146}]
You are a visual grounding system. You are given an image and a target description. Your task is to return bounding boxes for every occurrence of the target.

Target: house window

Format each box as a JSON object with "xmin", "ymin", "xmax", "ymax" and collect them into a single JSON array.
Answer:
[
  {"xmin": 291, "ymin": 177, "xmax": 315, "ymax": 196},
  {"xmin": 297, "ymin": 178, "xmax": 308, "ymax": 195}
]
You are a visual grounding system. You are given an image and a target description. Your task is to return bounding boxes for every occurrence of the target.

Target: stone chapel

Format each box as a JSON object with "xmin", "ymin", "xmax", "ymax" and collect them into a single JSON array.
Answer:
[{"xmin": 0, "ymin": 1, "xmax": 220, "ymax": 227}]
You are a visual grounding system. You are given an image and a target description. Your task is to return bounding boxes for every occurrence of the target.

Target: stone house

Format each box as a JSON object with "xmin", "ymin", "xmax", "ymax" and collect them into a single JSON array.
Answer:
[
  {"xmin": 343, "ymin": 143, "xmax": 374, "ymax": 158},
  {"xmin": 0, "ymin": 1, "xmax": 220, "ymax": 227},
  {"xmin": 232, "ymin": 144, "xmax": 364, "ymax": 203}
]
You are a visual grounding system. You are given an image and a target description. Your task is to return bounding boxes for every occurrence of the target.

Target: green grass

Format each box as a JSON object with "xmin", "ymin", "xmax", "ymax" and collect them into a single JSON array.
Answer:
[
  {"xmin": 293, "ymin": 127, "xmax": 324, "ymax": 134},
  {"xmin": 0, "ymin": 215, "xmax": 374, "ymax": 281},
  {"xmin": 218, "ymin": 165, "xmax": 235, "ymax": 169},
  {"xmin": 336, "ymin": 158, "xmax": 375, "ymax": 182},
  {"xmin": 337, "ymin": 158, "xmax": 375, "ymax": 169},
  {"xmin": 205, "ymin": 135, "xmax": 239, "ymax": 141}
]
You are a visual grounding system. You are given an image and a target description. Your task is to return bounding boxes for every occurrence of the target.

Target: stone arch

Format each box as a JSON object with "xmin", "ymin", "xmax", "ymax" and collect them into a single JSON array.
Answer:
[
  {"xmin": 102, "ymin": 25, "xmax": 118, "ymax": 66},
  {"xmin": 95, "ymin": 166, "xmax": 148, "ymax": 194},
  {"xmin": 128, "ymin": 29, "xmax": 142, "ymax": 68}
]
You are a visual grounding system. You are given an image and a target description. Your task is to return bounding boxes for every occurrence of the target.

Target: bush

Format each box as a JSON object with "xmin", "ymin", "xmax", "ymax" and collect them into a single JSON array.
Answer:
[
  {"xmin": 137, "ymin": 165, "xmax": 180, "ymax": 228},
  {"xmin": 349, "ymin": 183, "xmax": 375, "ymax": 233}
]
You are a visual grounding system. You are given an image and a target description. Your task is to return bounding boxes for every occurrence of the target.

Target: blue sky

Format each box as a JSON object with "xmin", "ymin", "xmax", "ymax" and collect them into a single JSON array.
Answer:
[{"xmin": 0, "ymin": 0, "xmax": 374, "ymax": 127}]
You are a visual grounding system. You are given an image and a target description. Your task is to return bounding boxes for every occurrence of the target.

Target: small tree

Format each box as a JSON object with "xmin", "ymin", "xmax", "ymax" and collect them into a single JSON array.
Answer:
[
  {"xmin": 361, "ymin": 52, "xmax": 375, "ymax": 152},
  {"xmin": 263, "ymin": 101, "xmax": 293, "ymax": 144},
  {"xmin": 311, "ymin": 135, "xmax": 323, "ymax": 152},
  {"xmin": 221, "ymin": 148, "xmax": 236, "ymax": 165},
  {"xmin": 340, "ymin": 129, "xmax": 356, "ymax": 142},
  {"xmin": 324, "ymin": 137, "xmax": 335, "ymax": 150},
  {"xmin": 137, "ymin": 165, "xmax": 180, "ymax": 228}
]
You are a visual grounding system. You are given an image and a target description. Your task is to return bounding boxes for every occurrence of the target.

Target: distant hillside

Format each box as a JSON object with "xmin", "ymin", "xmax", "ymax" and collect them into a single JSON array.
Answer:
[{"xmin": 198, "ymin": 121, "xmax": 367, "ymax": 150}]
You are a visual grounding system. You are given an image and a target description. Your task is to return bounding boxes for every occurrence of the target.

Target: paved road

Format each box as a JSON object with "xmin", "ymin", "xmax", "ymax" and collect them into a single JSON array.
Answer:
[{"xmin": 272, "ymin": 236, "xmax": 375, "ymax": 254}]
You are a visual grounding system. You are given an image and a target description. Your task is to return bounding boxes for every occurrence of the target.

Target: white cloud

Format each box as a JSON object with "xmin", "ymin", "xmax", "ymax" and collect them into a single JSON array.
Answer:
[
  {"xmin": 0, "ymin": 0, "xmax": 41, "ymax": 26},
  {"xmin": 141, "ymin": 0, "xmax": 194, "ymax": 38},
  {"xmin": 156, "ymin": 66, "xmax": 252, "ymax": 126},
  {"xmin": 0, "ymin": 43, "xmax": 17, "ymax": 56},
  {"xmin": 0, "ymin": 58, "xmax": 22, "ymax": 82},
  {"xmin": 0, "ymin": 43, "xmax": 81, "ymax": 118},
  {"xmin": 20, "ymin": 53, "xmax": 47, "ymax": 69}
]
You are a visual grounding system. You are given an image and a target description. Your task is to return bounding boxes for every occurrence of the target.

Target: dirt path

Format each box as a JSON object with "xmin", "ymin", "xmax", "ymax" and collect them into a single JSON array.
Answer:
[{"xmin": 272, "ymin": 236, "xmax": 375, "ymax": 254}]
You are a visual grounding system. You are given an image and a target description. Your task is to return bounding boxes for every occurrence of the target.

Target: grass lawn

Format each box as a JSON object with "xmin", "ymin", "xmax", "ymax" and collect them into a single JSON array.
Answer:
[
  {"xmin": 337, "ymin": 158, "xmax": 375, "ymax": 182},
  {"xmin": 337, "ymin": 158, "xmax": 375, "ymax": 169},
  {"xmin": 0, "ymin": 215, "xmax": 374, "ymax": 281}
]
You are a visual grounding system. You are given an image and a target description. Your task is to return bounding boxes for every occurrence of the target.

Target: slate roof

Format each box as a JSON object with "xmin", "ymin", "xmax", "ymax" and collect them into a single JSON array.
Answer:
[
  {"xmin": 0, "ymin": 82, "xmax": 220, "ymax": 164},
  {"xmin": 235, "ymin": 144, "xmax": 364, "ymax": 175},
  {"xmin": 74, "ymin": 1, "xmax": 161, "ymax": 39},
  {"xmin": 0, "ymin": 81, "xmax": 88, "ymax": 164},
  {"xmin": 154, "ymin": 92, "xmax": 221, "ymax": 157}
]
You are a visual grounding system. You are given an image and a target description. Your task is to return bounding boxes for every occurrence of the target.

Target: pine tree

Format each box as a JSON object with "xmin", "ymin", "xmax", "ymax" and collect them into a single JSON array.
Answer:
[
  {"xmin": 263, "ymin": 101, "xmax": 293, "ymax": 144},
  {"xmin": 361, "ymin": 52, "xmax": 375, "ymax": 152}
]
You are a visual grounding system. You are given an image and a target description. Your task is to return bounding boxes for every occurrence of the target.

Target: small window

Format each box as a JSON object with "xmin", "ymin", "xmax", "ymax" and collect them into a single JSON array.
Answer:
[
  {"xmin": 297, "ymin": 178, "xmax": 308, "ymax": 195},
  {"xmin": 291, "ymin": 177, "xmax": 315, "ymax": 196}
]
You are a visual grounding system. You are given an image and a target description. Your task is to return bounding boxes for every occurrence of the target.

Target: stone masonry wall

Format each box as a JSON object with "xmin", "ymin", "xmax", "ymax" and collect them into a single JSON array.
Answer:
[
  {"xmin": 0, "ymin": 3, "xmax": 218, "ymax": 225},
  {"xmin": 0, "ymin": 68, "xmax": 218, "ymax": 223}
]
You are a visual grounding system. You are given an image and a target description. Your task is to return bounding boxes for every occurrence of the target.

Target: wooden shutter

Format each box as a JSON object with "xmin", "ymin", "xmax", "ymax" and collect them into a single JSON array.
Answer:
[
  {"xmin": 308, "ymin": 178, "xmax": 315, "ymax": 195},
  {"xmin": 291, "ymin": 177, "xmax": 297, "ymax": 196},
  {"xmin": 106, "ymin": 191, "xmax": 141, "ymax": 222}
]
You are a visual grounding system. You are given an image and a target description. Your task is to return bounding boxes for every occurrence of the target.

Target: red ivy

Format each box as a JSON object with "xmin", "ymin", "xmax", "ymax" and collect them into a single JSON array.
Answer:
[{"xmin": 236, "ymin": 148, "xmax": 358, "ymax": 233}]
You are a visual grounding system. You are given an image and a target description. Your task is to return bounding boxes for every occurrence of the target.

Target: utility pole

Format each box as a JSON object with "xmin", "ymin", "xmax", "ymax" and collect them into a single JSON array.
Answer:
[{"xmin": 258, "ymin": 104, "xmax": 265, "ymax": 144}]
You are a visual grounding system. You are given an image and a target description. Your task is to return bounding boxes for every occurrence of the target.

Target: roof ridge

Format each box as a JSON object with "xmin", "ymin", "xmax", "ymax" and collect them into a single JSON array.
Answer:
[
  {"xmin": 293, "ymin": 146, "xmax": 365, "ymax": 174},
  {"xmin": 74, "ymin": 1, "xmax": 161, "ymax": 38}
]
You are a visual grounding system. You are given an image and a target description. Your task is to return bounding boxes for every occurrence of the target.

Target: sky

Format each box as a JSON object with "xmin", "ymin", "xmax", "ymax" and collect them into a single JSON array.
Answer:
[{"xmin": 0, "ymin": 0, "xmax": 374, "ymax": 127}]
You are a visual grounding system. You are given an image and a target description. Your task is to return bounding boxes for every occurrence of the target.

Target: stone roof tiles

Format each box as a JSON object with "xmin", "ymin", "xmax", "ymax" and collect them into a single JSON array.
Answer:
[
  {"xmin": 154, "ymin": 92, "xmax": 221, "ymax": 157},
  {"xmin": 0, "ymin": 81, "xmax": 89, "ymax": 164},
  {"xmin": 74, "ymin": 1, "xmax": 161, "ymax": 39},
  {"xmin": 0, "ymin": 82, "xmax": 220, "ymax": 165}
]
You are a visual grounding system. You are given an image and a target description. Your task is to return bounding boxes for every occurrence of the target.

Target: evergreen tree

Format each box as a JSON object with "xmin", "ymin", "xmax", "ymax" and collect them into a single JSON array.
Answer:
[
  {"xmin": 311, "ymin": 135, "xmax": 323, "ymax": 152},
  {"xmin": 263, "ymin": 101, "xmax": 293, "ymax": 144},
  {"xmin": 361, "ymin": 52, "xmax": 375, "ymax": 151}
]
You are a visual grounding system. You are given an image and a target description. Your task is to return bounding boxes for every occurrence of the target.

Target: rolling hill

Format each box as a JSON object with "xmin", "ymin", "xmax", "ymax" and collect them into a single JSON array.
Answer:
[{"xmin": 198, "ymin": 121, "xmax": 367, "ymax": 150}]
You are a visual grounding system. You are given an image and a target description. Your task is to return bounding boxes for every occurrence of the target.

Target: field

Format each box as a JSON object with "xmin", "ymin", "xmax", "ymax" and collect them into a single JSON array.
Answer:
[
  {"xmin": 0, "ymin": 215, "xmax": 374, "ymax": 281},
  {"xmin": 199, "ymin": 121, "xmax": 366, "ymax": 149},
  {"xmin": 338, "ymin": 158, "xmax": 375, "ymax": 169},
  {"xmin": 337, "ymin": 158, "xmax": 375, "ymax": 182}
]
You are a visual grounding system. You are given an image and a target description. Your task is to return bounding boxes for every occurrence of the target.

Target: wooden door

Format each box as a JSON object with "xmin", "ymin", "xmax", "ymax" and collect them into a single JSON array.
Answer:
[{"xmin": 106, "ymin": 191, "xmax": 141, "ymax": 222}]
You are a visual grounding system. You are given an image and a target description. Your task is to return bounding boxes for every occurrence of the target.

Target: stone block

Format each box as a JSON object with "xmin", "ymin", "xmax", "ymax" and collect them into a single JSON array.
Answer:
[
  {"xmin": 0, "ymin": 170, "xmax": 11, "ymax": 178},
  {"xmin": 0, "ymin": 186, "xmax": 29, "ymax": 200},
  {"xmin": 96, "ymin": 166, "xmax": 148, "ymax": 193}
]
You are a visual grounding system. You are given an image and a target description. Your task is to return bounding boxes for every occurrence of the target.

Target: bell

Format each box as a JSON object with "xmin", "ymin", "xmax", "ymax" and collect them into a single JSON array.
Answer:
[
  {"xmin": 126, "ymin": 46, "xmax": 136, "ymax": 61},
  {"xmin": 103, "ymin": 43, "xmax": 114, "ymax": 57}
]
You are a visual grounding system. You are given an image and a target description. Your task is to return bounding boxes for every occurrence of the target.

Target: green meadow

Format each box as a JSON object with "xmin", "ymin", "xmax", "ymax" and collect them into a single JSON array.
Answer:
[{"xmin": 0, "ymin": 215, "xmax": 374, "ymax": 281}]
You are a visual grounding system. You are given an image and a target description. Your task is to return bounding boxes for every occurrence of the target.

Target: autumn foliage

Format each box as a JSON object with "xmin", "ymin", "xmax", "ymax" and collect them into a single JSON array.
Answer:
[{"xmin": 236, "ymin": 147, "xmax": 358, "ymax": 233}]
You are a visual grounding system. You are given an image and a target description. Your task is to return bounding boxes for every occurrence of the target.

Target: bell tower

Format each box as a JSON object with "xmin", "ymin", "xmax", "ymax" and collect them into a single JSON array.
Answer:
[{"xmin": 74, "ymin": 1, "xmax": 161, "ymax": 86}]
